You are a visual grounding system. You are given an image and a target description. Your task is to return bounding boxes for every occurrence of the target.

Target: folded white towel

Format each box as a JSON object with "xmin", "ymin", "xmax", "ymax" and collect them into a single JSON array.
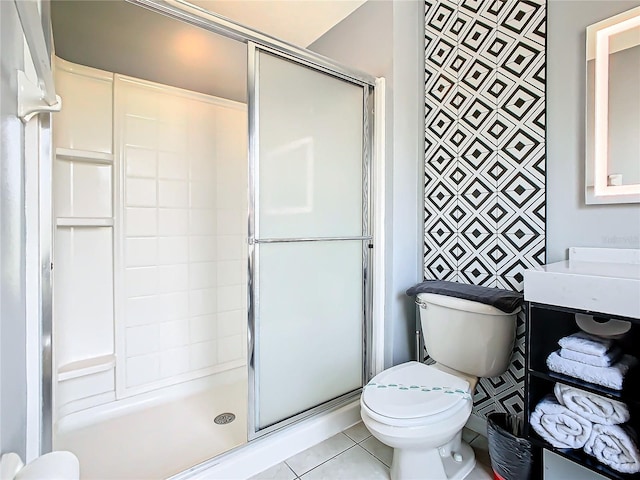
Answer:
[
  {"xmin": 530, "ymin": 395, "xmax": 592, "ymax": 449},
  {"xmin": 558, "ymin": 331, "xmax": 616, "ymax": 355},
  {"xmin": 559, "ymin": 346, "xmax": 622, "ymax": 367},
  {"xmin": 584, "ymin": 423, "xmax": 640, "ymax": 474},
  {"xmin": 547, "ymin": 351, "xmax": 637, "ymax": 390},
  {"xmin": 554, "ymin": 383, "xmax": 630, "ymax": 425},
  {"xmin": 558, "ymin": 331, "xmax": 616, "ymax": 356}
]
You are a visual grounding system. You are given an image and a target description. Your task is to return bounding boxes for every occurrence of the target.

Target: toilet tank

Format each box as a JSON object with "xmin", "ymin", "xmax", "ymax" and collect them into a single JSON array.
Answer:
[{"xmin": 417, "ymin": 293, "xmax": 519, "ymax": 378}]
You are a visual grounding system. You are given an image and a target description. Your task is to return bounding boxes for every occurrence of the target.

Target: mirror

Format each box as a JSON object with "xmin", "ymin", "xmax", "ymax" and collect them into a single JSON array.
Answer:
[{"xmin": 586, "ymin": 6, "xmax": 640, "ymax": 204}]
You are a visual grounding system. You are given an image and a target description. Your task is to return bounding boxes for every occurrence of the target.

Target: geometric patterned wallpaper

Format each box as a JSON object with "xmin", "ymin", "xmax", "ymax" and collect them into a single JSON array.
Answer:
[{"xmin": 424, "ymin": 0, "xmax": 546, "ymax": 419}]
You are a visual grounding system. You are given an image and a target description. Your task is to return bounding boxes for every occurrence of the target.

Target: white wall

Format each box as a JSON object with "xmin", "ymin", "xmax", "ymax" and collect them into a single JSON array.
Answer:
[
  {"xmin": 547, "ymin": 0, "xmax": 640, "ymax": 263},
  {"xmin": 0, "ymin": 0, "xmax": 27, "ymax": 458},
  {"xmin": 389, "ymin": 1, "xmax": 424, "ymax": 365},
  {"xmin": 310, "ymin": 0, "xmax": 423, "ymax": 366}
]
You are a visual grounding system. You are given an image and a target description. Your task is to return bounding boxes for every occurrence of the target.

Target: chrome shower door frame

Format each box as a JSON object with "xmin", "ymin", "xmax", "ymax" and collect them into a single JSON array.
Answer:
[{"xmin": 247, "ymin": 42, "xmax": 374, "ymax": 439}]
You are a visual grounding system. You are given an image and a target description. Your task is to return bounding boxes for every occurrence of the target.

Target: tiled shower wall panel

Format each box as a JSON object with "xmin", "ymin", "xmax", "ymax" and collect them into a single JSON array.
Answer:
[
  {"xmin": 117, "ymin": 76, "xmax": 247, "ymax": 396},
  {"xmin": 424, "ymin": 0, "xmax": 546, "ymax": 418}
]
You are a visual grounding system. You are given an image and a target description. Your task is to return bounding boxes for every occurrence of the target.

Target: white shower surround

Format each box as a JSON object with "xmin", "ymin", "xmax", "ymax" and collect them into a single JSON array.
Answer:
[
  {"xmin": 114, "ymin": 74, "xmax": 248, "ymax": 398},
  {"xmin": 52, "ymin": 57, "xmax": 248, "ymax": 421},
  {"xmin": 53, "ymin": 60, "xmax": 117, "ymax": 419}
]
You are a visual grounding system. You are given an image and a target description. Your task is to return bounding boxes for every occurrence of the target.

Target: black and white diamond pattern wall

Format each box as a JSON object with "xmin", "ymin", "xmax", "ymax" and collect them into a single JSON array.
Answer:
[{"xmin": 424, "ymin": 0, "xmax": 546, "ymax": 419}]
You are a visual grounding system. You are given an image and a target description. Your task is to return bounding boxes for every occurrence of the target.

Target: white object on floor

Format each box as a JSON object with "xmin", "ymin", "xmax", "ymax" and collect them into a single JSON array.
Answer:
[
  {"xmin": 361, "ymin": 291, "xmax": 519, "ymax": 480},
  {"xmin": 0, "ymin": 453, "xmax": 23, "ymax": 480},
  {"xmin": 530, "ymin": 395, "xmax": 592, "ymax": 449},
  {"xmin": 554, "ymin": 383, "xmax": 630, "ymax": 425},
  {"xmin": 546, "ymin": 350, "xmax": 637, "ymax": 390},
  {"xmin": 584, "ymin": 423, "xmax": 640, "ymax": 474},
  {"xmin": 362, "ymin": 362, "xmax": 475, "ymax": 480},
  {"xmin": 0, "ymin": 452, "xmax": 79, "ymax": 480},
  {"xmin": 543, "ymin": 449, "xmax": 609, "ymax": 480}
]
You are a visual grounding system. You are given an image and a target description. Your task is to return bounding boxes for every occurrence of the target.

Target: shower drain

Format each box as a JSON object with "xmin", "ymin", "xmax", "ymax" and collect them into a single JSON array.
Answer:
[{"xmin": 214, "ymin": 412, "xmax": 236, "ymax": 425}]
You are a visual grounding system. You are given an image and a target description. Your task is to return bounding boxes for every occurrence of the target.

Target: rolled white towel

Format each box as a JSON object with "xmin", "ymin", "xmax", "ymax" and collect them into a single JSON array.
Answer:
[
  {"xmin": 554, "ymin": 383, "xmax": 630, "ymax": 425},
  {"xmin": 530, "ymin": 395, "xmax": 592, "ymax": 449},
  {"xmin": 546, "ymin": 351, "xmax": 637, "ymax": 390},
  {"xmin": 584, "ymin": 423, "xmax": 640, "ymax": 474},
  {"xmin": 559, "ymin": 345, "xmax": 622, "ymax": 367},
  {"xmin": 558, "ymin": 331, "xmax": 616, "ymax": 356}
]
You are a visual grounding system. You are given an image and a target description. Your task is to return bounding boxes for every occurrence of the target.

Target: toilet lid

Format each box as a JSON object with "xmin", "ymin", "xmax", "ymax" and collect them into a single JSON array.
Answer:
[{"xmin": 362, "ymin": 362, "xmax": 471, "ymax": 419}]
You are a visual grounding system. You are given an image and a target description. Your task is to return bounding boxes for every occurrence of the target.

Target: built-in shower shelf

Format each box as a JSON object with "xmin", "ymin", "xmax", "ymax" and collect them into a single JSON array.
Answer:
[
  {"xmin": 56, "ymin": 217, "xmax": 114, "ymax": 227},
  {"xmin": 58, "ymin": 355, "xmax": 116, "ymax": 381},
  {"xmin": 56, "ymin": 147, "xmax": 113, "ymax": 164}
]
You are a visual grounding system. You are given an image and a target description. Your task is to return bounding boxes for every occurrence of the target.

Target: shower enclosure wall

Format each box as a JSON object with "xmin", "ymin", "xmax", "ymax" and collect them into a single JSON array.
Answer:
[
  {"xmin": 44, "ymin": 1, "xmax": 379, "ymax": 476},
  {"xmin": 52, "ymin": 58, "xmax": 248, "ymax": 424}
]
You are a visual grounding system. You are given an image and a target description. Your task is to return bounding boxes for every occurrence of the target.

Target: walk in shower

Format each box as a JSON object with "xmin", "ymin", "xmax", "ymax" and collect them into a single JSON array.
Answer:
[{"xmin": 46, "ymin": 1, "xmax": 377, "ymax": 478}]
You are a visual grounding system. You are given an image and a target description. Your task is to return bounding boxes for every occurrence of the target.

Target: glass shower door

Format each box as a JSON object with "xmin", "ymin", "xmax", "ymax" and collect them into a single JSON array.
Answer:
[{"xmin": 249, "ymin": 44, "xmax": 372, "ymax": 435}]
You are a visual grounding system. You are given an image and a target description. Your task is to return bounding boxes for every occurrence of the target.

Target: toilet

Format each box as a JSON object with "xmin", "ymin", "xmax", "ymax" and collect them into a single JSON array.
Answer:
[{"xmin": 361, "ymin": 292, "xmax": 519, "ymax": 480}]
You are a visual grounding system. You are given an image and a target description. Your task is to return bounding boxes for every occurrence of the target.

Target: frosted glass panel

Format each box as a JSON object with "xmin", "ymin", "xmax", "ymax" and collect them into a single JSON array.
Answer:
[
  {"xmin": 257, "ymin": 241, "xmax": 363, "ymax": 428},
  {"xmin": 258, "ymin": 52, "xmax": 364, "ymax": 238}
]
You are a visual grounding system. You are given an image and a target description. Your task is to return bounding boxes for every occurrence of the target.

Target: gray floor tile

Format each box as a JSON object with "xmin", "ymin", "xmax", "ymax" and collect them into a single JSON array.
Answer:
[
  {"xmin": 248, "ymin": 461, "xmax": 297, "ymax": 480},
  {"xmin": 342, "ymin": 422, "xmax": 372, "ymax": 443},
  {"xmin": 301, "ymin": 446, "xmax": 389, "ymax": 480},
  {"xmin": 360, "ymin": 436, "xmax": 393, "ymax": 467},
  {"xmin": 462, "ymin": 427, "xmax": 479, "ymax": 444},
  {"xmin": 470, "ymin": 434, "xmax": 491, "ymax": 468},
  {"xmin": 465, "ymin": 462, "xmax": 493, "ymax": 480},
  {"xmin": 285, "ymin": 433, "xmax": 355, "ymax": 476},
  {"xmin": 281, "ymin": 424, "xmax": 493, "ymax": 480}
]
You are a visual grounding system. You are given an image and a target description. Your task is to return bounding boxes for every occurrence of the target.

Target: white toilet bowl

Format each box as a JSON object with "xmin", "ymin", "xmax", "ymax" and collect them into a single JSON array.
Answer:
[
  {"xmin": 363, "ymin": 289, "xmax": 519, "ymax": 479},
  {"xmin": 361, "ymin": 361, "xmax": 476, "ymax": 480}
]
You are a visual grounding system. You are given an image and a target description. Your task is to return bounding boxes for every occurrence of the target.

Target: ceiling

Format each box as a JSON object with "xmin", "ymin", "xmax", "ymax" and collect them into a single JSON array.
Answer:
[
  {"xmin": 50, "ymin": 0, "xmax": 366, "ymax": 102},
  {"xmin": 188, "ymin": 0, "xmax": 367, "ymax": 47}
]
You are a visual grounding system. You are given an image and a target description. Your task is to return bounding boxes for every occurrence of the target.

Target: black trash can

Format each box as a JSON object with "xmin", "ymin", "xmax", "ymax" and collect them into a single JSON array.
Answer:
[{"xmin": 486, "ymin": 413, "xmax": 533, "ymax": 480}]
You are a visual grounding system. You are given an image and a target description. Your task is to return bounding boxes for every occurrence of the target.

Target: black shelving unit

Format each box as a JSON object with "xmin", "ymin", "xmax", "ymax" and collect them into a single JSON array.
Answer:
[{"xmin": 525, "ymin": 302, "xmax": 640, "ymax": 480}]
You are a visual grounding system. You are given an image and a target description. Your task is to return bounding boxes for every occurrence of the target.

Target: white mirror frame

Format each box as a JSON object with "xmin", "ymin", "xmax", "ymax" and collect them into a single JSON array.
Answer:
[{"xmin": 586, "ymin": 7, "xmax": 640, "ymax": 204}]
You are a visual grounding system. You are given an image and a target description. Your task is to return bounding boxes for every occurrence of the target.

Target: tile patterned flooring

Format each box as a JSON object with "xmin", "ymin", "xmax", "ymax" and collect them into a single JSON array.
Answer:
[{"xmin": 249, "ymin": 424, "xmax": 493, "ymax": 480}]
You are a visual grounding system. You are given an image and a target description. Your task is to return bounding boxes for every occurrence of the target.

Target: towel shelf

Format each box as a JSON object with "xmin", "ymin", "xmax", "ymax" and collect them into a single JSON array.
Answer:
[
  {"xmin": 524, "ymin": 302, "xmax": 640, "ymax": 480},
  {"xmin": 528, "ymin": 370, "xmax": 634, "ymax": 403}
]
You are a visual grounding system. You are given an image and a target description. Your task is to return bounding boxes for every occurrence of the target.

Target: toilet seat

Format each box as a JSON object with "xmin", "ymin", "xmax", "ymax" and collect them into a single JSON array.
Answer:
[{"xmin": 362, "ymin": 362, "xmax": 471, "ymax": 426}]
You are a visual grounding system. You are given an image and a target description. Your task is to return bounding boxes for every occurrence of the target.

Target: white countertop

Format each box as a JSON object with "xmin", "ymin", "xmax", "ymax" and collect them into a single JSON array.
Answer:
[
  {"xmin": 535, "ymin": 258, "xmax": 640, "ymax": 280},
  {"xmin": 524, "ymin": 247, "xmax": 640, "ymax": 319}
]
